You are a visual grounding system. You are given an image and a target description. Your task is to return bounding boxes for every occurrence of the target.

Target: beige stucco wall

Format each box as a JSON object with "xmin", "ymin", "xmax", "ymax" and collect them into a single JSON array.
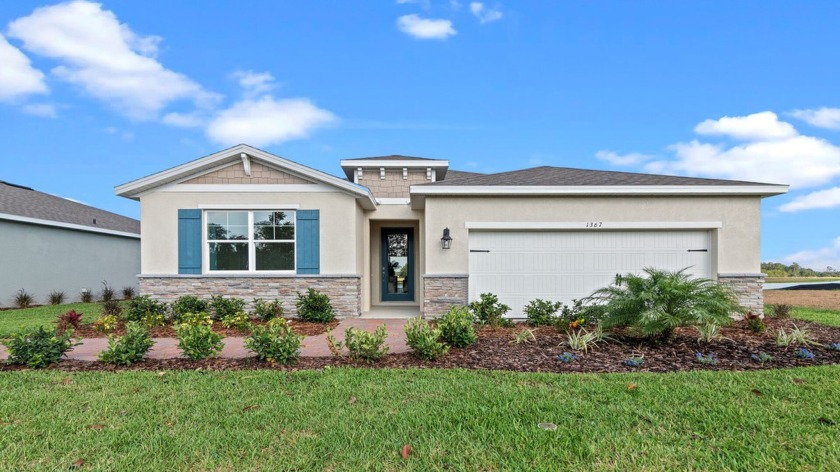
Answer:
[
  {"xmin": 139, "ymin": 190, "xmax": 361, "ymax": 275},
  {"xmin": 423, "ymin": 195, "xmax": 761, "ymax": 275}
]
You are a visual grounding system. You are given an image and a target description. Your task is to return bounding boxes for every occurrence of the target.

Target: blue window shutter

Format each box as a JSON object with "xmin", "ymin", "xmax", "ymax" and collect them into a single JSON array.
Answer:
[
  {"xmin": 178, "ymin": 209, "xmax": 202, "ymax": 274},
  {"xmin": 296, "ymin": 210, "xmax": 320, "ymax": 274}
]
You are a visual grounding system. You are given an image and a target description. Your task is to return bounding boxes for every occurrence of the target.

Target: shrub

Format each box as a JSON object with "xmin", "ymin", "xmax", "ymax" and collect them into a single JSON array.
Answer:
[
  {"xmin": 695, "ymin": 352, "xmax": 718, "ymax": 365},
  {"xmin": 102, "ymin": 299, "xmax": 122, "ymax": 317},
  {"xmin": 98, "ymin": 321, "xmax": 154, "ymax": 366},
  {"xmin": 296, "ymin": 289, "xmax": 335, "ymax": 323},
  {"xmin": 623, "ymin": 356, "xmax": 645, "ymax": 368},
  {"xmin": 3, "ymin": 326, "xmax": 75, "ymax": 368},
  {"xmin": 523, "ymin": 299, "xmax": 563, "ymax": 326},
  {"xmin": 438, "ymin": 305, "xmax": 477, "ymax": 348},
  {"xmin": 221, "ymin": 311, "xmax": 251, "ymax": 330},
  {"xmin": 142, "ymin": 312, "xmax": 166, "ymax": 329},
  {"xmin": 404, "ymin": 317, "xmax": 449, "ymax": 360},
  {"xmin": 175, "ymin": 324, "xmax": 224, "ymax": 360},
  {"xmin": 100, "ymin": 281, "xmax": 115, "ymax": 302},
  {"xmin": 775, "ymin": 325, "xmax": 815, "ymax": 347},
  {"xmin": 245, "ymin": 321, "xmax": 302, "ymax": 364},
  {"xmin": 696, "ymin": 323, "xmax": 721, "ymax": 343},
  {"xmin": 795, "ymin": 348, "xmax": 815, "ymax": 360},
  {"xmin": 828, "ymin": 343, "xmax": 840, "ymax": 352},
  {"xmin": 556, "ymin": 352, "xmax": 577, "ymax": 363},
  {"xmin": 512, "ymin": 328, "xmax": 536, "ymax": 344},
  {"xmin": 171, "ymin": 296, "xmax": 209, "ymax": 321},
  {"xmin": 121, "ymin": 286, "xmax": 135, "ymax": 300},
  {"xmin": 344, "ymin": 325, "xmax": 389, "ymax": 363},
  {"xmin": 80, "ymin": 289, "xmax": 93, "ymax": 303},
  {"xmin": 253, "ymin": 298, "xmax": 284, "ymax": 321},
  {"xmin": 210, "ymin": 296, "xmax": 246, "ymax": 321},
  {"xmin": 751, "ymin": 352, "xmax": 773, "ymax": 364},
  {"xmin": 93, "ymin": 314, "xmax": 118, "ymax": 334},
  {"xmin": 555, "ymin": 299, "xmax": 588, "ymax": 332},
  {"xmin": 180, "ymin": 311, "xmax": 213, "ymax": 327},
  {"xmin": 469, "ymin": 293, "xmax": 511, "ymax": 327},
  {"xmin": 586, "ymin": 268, "xmax": 740, "ymax": 339},
  {"xmin": 770, "ymin": 304, "xmax": 792, "ymax": 319},
  {"xmin": 747, "ymin": 317, "xmax": 766, "ymax": 333},
  {"xmin": 14, "ymin": 289, "xmax": 34, "ymax": 308},
  {"xmin": 124, "ymin": 295, "xmax": 167, "ymax": 323},
  {"xmin": 56, "ymin": 310, "xmax": 83, "ymax": 333},
  {"xmin": 566, "ymin": 328, "xmax": 598, "ymax": 353},
  {"xmin": 48, "ymin": 291, "xmax": 65, "ymax": 305}
]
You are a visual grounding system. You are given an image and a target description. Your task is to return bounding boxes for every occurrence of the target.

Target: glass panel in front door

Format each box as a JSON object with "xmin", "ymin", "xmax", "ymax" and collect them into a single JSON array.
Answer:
[{"xmin": 386, "ymin": 233, "xmax": 409, "ymax": 295}]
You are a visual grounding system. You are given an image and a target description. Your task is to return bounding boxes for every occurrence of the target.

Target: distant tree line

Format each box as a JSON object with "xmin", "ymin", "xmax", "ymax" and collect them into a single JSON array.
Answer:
[{"xmin": 761, "ymin": 262, "xmax": 840, "ymax": 278}]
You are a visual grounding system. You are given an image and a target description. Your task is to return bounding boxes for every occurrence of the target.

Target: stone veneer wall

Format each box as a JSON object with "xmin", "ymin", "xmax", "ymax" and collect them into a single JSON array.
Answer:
[
  {"xmin": 718, "ymin": 273, "xmax": 765, "ymax": 316},
  {"xmin": 422, "ymin": 274, "xmax": 469, "ymax": 317},
  {"xmin": 360, "ymin": 168, "xmax": 429, "ymax": 199},
  {"xmin": 140, "ymin": 275, "xmax": 361, "ymax": 318}
]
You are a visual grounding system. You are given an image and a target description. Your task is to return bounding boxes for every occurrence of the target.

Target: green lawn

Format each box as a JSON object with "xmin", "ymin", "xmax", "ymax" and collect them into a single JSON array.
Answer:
[
  {"xmin": 791, "ymin": 307, "xmax": 840, "ymax": 327},
  {"xmin": 0, "ymin": 302, "xmax": 109, "ymax": 337},
  {"xmin": 0, "ymin": 367, "xmax": 838, "ymax": 470}
]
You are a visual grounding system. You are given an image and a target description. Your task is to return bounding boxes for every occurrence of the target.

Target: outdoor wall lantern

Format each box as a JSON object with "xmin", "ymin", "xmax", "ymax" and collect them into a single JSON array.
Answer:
[{"xmin": 441, "ymin": 227, "xmax": 453, "ymax": 249}]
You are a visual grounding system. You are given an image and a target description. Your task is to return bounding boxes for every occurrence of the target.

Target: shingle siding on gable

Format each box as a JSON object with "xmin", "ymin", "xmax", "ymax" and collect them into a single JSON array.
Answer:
[
  {"xmin": 361, "ymin": 168, "xmax": 428, "ymax": 198},
  {"xmin": 181, "ymin": 161, "xmax": 314, "ymax": 185}
]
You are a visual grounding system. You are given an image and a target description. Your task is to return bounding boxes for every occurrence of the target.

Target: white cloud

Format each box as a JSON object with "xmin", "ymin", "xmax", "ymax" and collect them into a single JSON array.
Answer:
[
  {"xmin": 7, "ymin": 0, "xmax": 217, "ymax": 120},
  {"xmin": 21, "ymin": 103, "xmax": 57, "ymax": 118},
  {"xmin": 469, "ymin": 2, "xmax": 503, "ymax": 23},
  {"xmin": 694, "ymin": 111, "xmax": 797, "ymax": 141},
  {"xmin": 783, "ymin": 237, "xmax": 840, "ymax": 272},
  {"xmin": 104, "ymin": 126, "xmax": 134, "ymax": 141},
  {"xmin": 397, "ymin": 14, "xmax": 457, "ymax": 40},
  {"xmin": 645, "ymin": 135, "xmax": 840, "ymax": 188},
  {"xmin": 780, "ymin": 187, "xmax": 840, "ymax": 212},
  {"xmin": 0, "ymin": 33, "xmax": 48, "ymax": 102},
  {"xmin": 790, "ymin": 107, "xmax": 840, "ymax": 131},
  {"xmin": 232, "ymin": 70, "xmax": 276, "ymax": 97},
  {"xmin": 396, "ymin": 0, "xmax": 431, "ymax": 7},
  {"xmin": 162, "ymin": 111, "xmax": 205, "ymax": 128},
  {"xmin": 206, "ymin": 96, "xmax": 336, "ymax": 147},
  {"xmin": 596, "ymin": 150, "xmax": 654, "ymax": 166}
]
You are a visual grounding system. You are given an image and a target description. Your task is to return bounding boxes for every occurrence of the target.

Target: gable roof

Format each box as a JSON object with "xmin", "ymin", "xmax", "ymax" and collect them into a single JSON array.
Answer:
[
  {"xmin": 444, "ymin": 169, "xmax": 486, "ymax": 181},
  {"xmin": 409, "ymin": 165, "xmax": 788, "ymax": 208},
  {"xmin": 0, "ymin": 181, "xmax": 140, "ymax": 238},
  {"xmin": 421, "ymin": 166, "xmax": 784, "ymax": 187},
  {"xmin": 115, "ymin": 144, "xmax": 377, "ymax": 210}
]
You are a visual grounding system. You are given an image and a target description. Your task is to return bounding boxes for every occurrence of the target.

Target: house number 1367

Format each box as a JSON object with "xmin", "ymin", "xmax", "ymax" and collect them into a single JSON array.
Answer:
[{"xmin": 585, "ymin": 222, "xmax": 603, "ymax": 228}]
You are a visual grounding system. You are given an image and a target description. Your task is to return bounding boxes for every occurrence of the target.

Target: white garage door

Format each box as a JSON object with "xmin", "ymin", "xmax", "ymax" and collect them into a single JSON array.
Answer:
[{"xmin": 468, "ymin": 230, "xmax": 712, "ymax": 317}]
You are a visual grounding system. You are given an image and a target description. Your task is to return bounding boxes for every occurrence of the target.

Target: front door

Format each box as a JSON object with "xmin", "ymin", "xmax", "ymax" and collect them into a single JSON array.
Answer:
[{"xmin": 381, "ymin": 228, "xmax": 414, "ymax": 302}]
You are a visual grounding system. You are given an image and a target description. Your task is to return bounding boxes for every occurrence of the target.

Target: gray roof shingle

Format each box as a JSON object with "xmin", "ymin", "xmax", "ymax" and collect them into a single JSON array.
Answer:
[
  {"xmin": 0, "ymin": 181, "xmax": 140, "ymax": 234},
  {"xmin": 421, "ymin": 166, "xmax": 781, "ymax": 187}
]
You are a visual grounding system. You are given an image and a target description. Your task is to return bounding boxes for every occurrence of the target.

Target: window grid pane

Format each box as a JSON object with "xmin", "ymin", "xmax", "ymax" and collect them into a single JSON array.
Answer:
[{"xmin": 206, "ymin": 210, "xmax": 296, "ymax": 272}]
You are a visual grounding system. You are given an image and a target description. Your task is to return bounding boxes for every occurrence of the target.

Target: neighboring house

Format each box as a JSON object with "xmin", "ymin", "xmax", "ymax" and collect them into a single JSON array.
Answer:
[
  {"xmin": 115, "ymin": 144, "xmax": 788, "ymax": 317},
  {"xmin": 0, "ymin": 181, "xmax": 140, "ymax": 307}
]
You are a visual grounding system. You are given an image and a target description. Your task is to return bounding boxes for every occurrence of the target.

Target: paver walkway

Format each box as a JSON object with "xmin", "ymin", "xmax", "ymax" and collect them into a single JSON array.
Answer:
[{"xmin": 0, "ymin": 318, "xmax": 408, "ymax": 362}]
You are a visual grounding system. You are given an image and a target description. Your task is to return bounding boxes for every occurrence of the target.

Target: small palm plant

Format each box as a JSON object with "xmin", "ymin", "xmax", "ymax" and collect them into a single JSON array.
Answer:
[{"xmin": 584, "ymin": 268, "xmax": 741, "ymax": 339}]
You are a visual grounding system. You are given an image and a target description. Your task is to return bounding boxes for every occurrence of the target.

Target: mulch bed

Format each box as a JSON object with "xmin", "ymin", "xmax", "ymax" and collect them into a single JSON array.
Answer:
[
  {"xmin": 70, "ymin": 319, "xmax": 339, "ymax": 338},
  {"xmin": 5, "ymin": 317, "xmax": 839, "ymax": 374}
]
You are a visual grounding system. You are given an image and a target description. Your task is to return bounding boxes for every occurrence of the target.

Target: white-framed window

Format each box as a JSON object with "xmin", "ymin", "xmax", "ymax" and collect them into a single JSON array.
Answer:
[{"xmin": 205, "ymin": 210, "xmax": 296, "ymax": 272}]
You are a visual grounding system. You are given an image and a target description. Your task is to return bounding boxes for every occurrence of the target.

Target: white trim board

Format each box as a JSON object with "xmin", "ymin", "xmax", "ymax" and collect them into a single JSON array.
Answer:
[
  {"xmin": 376, "ymin": 198, "xmax": 411, "ymax": 205},
  {"xmin": 0, "ymin": 212, "xmax": 140, "ymax": 239},
  {"xmin": 153, "ymin": 183, "xmax": 337, "ymax": 194},
  {"xmin": 411, "ymin": 184, "xmax": 789, "ymax": 197},
  {"xmin": 340, "ymin": 159, "xmax": 449, "ymax": 168},
  {"xmin": 465, "ymin": 221, "xmax": 723, "ymax": 230},
  {"xmin": 198, "ymin": 204, "xmax": 301, "ymax": 210}
]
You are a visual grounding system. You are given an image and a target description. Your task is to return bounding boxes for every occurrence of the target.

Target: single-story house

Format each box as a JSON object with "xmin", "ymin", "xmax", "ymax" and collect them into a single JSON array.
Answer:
[
  {"xmin": 115, "ymin": 144, "xmax": 788, "ymax": 317},
  {"xmin": 0, "ymin": 180, "xmax": 140, "ymax": 307}
]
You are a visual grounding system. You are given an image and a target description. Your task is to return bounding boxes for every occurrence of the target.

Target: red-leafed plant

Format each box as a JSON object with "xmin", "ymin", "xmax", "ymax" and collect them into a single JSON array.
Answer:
[{"xmin": 56, "ymin": 310, "xmax": 83, "ymax": 332}]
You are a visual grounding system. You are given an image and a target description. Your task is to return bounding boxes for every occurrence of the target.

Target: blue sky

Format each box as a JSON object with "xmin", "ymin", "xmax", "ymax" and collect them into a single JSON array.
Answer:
[{"xmin": 1, "ymin": 1, "xmax": 840, "ymax": 270}]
